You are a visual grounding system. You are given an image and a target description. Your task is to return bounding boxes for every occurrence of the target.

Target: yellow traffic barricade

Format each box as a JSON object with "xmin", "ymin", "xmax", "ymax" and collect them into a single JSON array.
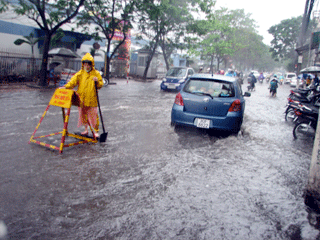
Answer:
[{"xmin": 29, "ymin": 89, "xmax": 98, "ymax": 153}]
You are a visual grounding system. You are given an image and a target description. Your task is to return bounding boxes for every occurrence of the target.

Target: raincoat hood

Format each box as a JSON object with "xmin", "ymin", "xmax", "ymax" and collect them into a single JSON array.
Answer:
[{"xmin": 81, "ymin": 53, "xmax": 95, "ymax": 69}]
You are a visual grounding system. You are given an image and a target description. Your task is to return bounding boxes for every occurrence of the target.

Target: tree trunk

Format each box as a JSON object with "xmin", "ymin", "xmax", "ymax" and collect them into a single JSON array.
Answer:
[
  {"xmin": 160, "ymin": 40, "xmax": 171, "ymax": 71},
  {"xmin": 104, "ymin": 38, "xmax": 112, "ymax": 81},
  {"xmin": 162, "ymin": 49, "xmax": 170, "ymax": 71},
  {"xmin": 210, "ymin": 55, "xmax": 214, "ymax": 73},
  {"xmin": 143, "ymin": 40, "xmax": 159, "ymax": 80},
  {"xmin": 39, "ymin": 33, "xmax": 51, "ymax": 87}
]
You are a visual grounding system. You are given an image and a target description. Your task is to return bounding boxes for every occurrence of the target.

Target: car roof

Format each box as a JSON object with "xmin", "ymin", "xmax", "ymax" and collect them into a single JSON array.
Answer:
[
  {"xmin": 170, "ymin": 67, "xmax": 191, "ymax": 69},
  {"xmin": 189, "ymin": 73, "xmax": 237, "ymax": 83}
]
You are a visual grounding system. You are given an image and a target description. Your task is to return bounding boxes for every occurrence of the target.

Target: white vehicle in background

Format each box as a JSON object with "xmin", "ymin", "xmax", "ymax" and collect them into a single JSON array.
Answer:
[
  {"xmin": 290, "ymin": 77, "xmax": 304, "ymax": 88},
  {"xmin": 284, "ymin": 72, "xmax": 297, "ymax": 84}
]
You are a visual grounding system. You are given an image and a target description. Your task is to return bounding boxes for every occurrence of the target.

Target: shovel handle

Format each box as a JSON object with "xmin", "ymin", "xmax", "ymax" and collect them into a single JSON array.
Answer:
[{"xmin": 95, "ymin": 82, "xmax": 106, "ymax": 133}]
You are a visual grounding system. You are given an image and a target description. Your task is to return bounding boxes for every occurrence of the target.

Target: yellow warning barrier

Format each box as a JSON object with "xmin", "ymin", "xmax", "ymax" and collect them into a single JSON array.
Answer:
[{"xmin": 29, "ymin": 89, "xmax": 97, "ymax": 153}]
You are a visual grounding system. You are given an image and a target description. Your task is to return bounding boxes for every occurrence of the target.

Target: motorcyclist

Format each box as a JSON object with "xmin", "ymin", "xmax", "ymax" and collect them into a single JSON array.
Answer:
[
  {"xmin": 249, "ymin": 72, "xmax": 257, "ymax": 91},
  {"xmin": 278, "ymin": 74, "xmax": 284, "ymax": 85},
  {"xmin": 258, "ymin": 73, "xmax": 265, "ymax": 83},
  {"xmin": 269, "ymin": 75, "xmax": 279, "ymax": 97}
]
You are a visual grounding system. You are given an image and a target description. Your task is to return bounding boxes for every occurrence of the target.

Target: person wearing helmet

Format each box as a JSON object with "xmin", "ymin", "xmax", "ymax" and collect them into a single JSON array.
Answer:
[
  {"xmin": 60, "ymin": 53, "xmax": 104, "ymax": 138},
  {"xmin": 269, "ymin": 75, "xmax": 279, "ymax": 97},
  {"xmin": 258, "ymin": 72, "xmax": 264, "ymax": 83}
]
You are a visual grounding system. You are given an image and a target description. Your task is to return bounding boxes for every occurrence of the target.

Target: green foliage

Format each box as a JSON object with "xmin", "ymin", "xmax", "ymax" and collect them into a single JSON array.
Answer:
[
  {"xmin": 187, "ymin": 8, "xmax": 251, "ymax": 70},
  {"xmin": 136, "ymin": 0, "xmax": 216, "ymax": 73},
  {"xmin": 13, "ymin": 32, "xmax": 40, "ymax": 56},
  {"xmin": 268, "ymin": 16, "xmax": 318, "ymax": 71},
  {"xmin": 0, "ymin": 0, "xmax": 8, "ymax": 13},
  {"xmin": 268, "ymin": 17, "xmax": 303, "ymax": 61},
  {"xmin": 14, "ymin": 39, "xmax": 28, "ymax": 45},
  {"xmin": 77, "ymin": 0, "xmax": 135, "ymax": 78},
  {"xmin": 5, "ymin": 0, "xmax": 85, "ymax": 86},
  {"xmin": 186, "ymin": 7, "xmax": 278, "ymax": 72},
  {"xmin": 50, "ymin": 28, "xmax": 65, "ymax": 47},
  {"xmin": 78, "ymin": 0, "xmax": 134, "ymax": 40}
]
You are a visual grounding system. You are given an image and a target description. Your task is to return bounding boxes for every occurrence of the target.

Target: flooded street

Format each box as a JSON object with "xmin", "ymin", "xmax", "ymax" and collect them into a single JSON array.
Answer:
[{"xmin": 0, "ymin": 79, "xmax": 320, "ymax": 239}]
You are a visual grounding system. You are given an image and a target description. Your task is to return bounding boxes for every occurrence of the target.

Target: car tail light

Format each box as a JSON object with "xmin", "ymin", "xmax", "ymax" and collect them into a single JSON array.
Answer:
[
  {"xmin": 228, "ymin": 99, "xmax": 241, "ymax": 112},
  {"xmin": 174, "ymin": 92, "xmax": 184, "ymax": 106}
]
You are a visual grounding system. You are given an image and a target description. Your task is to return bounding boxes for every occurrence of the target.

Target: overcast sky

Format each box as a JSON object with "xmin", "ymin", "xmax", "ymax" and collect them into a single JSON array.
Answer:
[{"xmin": 215, "ymin": 0, "xmax": 317, "ymax": 45}]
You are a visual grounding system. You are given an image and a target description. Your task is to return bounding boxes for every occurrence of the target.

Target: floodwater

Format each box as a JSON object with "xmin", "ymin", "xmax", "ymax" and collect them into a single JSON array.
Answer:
[{"xmin": 0, "ymin": 79, "xmax": 319, "ymax": 239}]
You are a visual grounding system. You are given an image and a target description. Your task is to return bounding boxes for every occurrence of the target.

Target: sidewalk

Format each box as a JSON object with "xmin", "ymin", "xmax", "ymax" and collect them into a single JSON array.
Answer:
[{"xmin": 0, "ymin": 76, "xmax": 159, "ymax": 91}]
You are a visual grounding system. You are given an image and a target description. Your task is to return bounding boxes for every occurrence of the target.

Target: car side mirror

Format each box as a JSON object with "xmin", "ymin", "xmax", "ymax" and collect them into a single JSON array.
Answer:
[{"xmin": 244, "ymin": 92, "xmax": 251, "ymax": 97}]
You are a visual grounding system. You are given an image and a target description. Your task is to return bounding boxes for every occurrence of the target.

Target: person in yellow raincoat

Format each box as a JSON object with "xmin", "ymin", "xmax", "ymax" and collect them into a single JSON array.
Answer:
[{"xmin": 60, "ymin": 53, "xmax": 103, "ymax": 138}]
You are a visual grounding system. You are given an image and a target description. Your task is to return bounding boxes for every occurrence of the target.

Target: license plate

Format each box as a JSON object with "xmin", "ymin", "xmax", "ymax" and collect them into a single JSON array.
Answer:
[
  {"xmin": 167, "ymin": 84, "xmax": 176, "ymax": 89},
  {"xmin": 196, "ymin": 118, "xmax": 210, "ymax": 129}
]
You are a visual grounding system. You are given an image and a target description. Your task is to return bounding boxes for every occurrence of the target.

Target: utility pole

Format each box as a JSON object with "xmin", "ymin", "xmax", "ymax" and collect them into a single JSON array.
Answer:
[
  {"xmin": 296, "ymin": 0, "xmax": 315, "ymax": 74},
  {"xmin": 302, "ymin": 0, "xmax": 320, "ymax": 211}
]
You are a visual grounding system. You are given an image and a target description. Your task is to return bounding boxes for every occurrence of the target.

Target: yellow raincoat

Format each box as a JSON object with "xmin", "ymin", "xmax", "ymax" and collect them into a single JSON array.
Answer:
[{"xmin": 64, "ymin": 53, "xmax": 103, "ymax": 107}]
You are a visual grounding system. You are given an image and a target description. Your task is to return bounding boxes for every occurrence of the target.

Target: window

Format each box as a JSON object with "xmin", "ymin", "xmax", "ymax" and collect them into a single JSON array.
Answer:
[
  {"xmin": 138, "ymin": 56, "xmax": 145, "ymax": 67},
  {"xmin": 184, "ymin": 79, "xmax": 235, "ymax": 97},
  {"xmin": 166, "ymin": 68, "xmax": 187, "ymax": 77}
]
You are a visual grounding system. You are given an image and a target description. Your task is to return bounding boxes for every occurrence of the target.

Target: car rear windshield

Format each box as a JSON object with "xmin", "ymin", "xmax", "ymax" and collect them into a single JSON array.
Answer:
[
  {"xmin": 166, "ymin": 68, "xmax": 187, "ymax": 77},
  {"xmin": 184, "ymin": 79, "xmax": 235, "ymax": 97},
  {"xmin": 287, "ymin": 74, "xmax": 296, "ymax": 78}
]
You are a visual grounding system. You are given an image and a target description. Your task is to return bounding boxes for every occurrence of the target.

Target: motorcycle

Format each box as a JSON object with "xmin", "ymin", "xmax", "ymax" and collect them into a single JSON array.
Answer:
[
  {"xmin": 288, "ymin": 88, "xmax": 320, "ymax": 104},
  {"xmin": 293, "ymin": 104, "xmax": 319, "ymax": 140},
  {"xmin": 284, "ymin": 87, "xmax": 320, "ymax": 123},
  {"xmin": 285, "ymin": 100, "xmax": 302, "ymax": 123}
]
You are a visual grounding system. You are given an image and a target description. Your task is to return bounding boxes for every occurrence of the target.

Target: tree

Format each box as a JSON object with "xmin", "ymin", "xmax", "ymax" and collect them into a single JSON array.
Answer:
[
  {"xmin": 187, "ymin": 8, "xmax": 242, "ymax": 72},
  {"xmin": 157, "ymin": 0, "xmax": 195, "ymax": 71},
  {"xmin": 232, "ymin": 29, "xmax": 277, "ymax": 71},
  {"xmin": 268, "ymin": 17, "xmax": 303, "ymax": 62},
  {"xmin": 14, "ymin": 32, "xmax": 40, "ymax": 75},
  {"xmin": 268, "ymin": 16, "xmax": 317, "ymax": 71},
  {"xmin": 137, "ymin": 0, "xmax": 215, "ymax": 79},
  {"xmin": 77, "ymin": 0, "xmax": 135, "ymax": 81},
  {"xmin": 5, "ymin": 0, "xmax": 85, "ymax": 87},
  {"xmin": 14, "ymin": 32, "xmax": 39, "ymax": 58}
]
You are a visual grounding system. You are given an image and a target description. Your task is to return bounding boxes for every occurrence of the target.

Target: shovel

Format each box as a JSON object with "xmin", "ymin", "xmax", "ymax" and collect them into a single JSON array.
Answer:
[{"xmin": 95, "ymin": 81, "xmax": 108, "ymax": 142}]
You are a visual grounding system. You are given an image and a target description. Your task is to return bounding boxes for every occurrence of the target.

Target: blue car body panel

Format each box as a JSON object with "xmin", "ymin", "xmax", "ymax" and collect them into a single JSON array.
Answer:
[
  {"xmin": 160, "ymin": 77, "xmax": 186, "ymax": 91},
  {"xmin": 171, "ymin": 74, "xmax": 249, "ymax": 132},
  {"xmin": 160, "ymin": 67, "xmax": 195, "ymax": 91}
]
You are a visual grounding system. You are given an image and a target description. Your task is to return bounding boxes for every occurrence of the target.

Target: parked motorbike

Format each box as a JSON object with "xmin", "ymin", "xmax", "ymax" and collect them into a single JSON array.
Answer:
[
  {"xmin": 288, "ymin": 88, "xmax": 320, "ymax": 104},
  {"xmin": 289, "ymin": 86, "xmax": 315, "ymax": 98},
  {"xmin": 293, "ymin": 104, "xmax": 318, "ymax": 139},
  {"xmin": 285, "ymin": 100, "xmax": 301, "ymax": 123},
  {"xmin": 285, "ymin": 87, "xmax": 320, "ymax": 123}
]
